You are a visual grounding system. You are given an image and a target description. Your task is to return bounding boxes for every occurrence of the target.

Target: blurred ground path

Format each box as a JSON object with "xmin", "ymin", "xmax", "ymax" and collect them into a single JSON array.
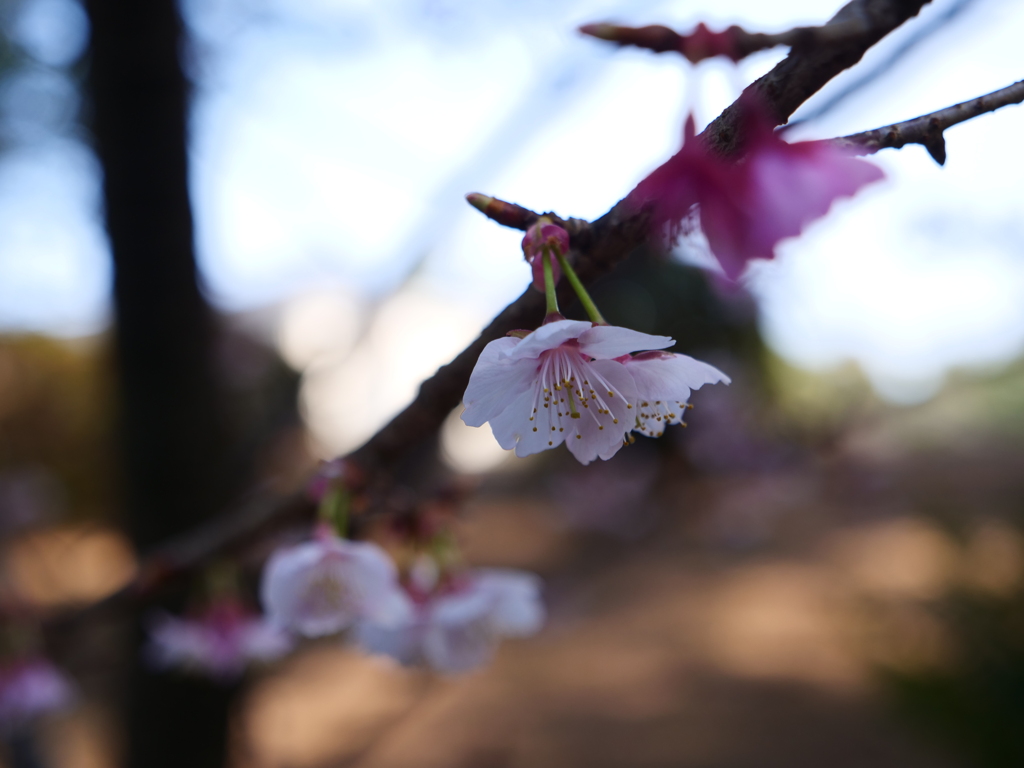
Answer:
[{"xmin": 237, "ymin": 409, "xmax": 1024, "ymax": 768}]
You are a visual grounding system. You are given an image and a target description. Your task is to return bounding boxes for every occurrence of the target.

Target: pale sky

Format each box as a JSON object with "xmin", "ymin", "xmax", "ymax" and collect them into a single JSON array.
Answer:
[{"xmin": 0, "ymin": 0, "xmax": 1022, "ymax": 443}]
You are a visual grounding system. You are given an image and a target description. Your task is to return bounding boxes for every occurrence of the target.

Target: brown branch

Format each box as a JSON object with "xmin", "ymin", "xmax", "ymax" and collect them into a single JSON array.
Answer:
[
  {"xmin": 703, "ymin": 0, "xmax": 931, "ymax": 155},
  {"xmin": 833, "ymin": 78, "xmax": 1024, "ymax": 165},
  {"xmin": 578, "ymin": 19, "xmax": 871, "ymax": 64}
]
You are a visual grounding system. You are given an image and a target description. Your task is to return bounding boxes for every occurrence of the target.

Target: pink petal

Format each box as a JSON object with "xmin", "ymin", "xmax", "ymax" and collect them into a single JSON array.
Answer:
[{"xmin": 701, "ymin": 133, "xmax": 884, "ymax": 279}]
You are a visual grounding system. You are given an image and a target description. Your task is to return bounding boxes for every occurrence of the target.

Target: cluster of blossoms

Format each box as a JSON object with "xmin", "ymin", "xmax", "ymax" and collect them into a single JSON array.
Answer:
[
  {"xmin": 146, "ymin": 598, "xmax": 293, "ymax": 681},
  {"xmin": 357, "ymin": 557, "xmax": 543, "ymax": 674},
  {"xmin": 238, "ymin": 92, "xmax": 884, "ymax": 677},
  {"xmin": 259, "ymin": 522, "xmax": 542, "ymax": 674}
]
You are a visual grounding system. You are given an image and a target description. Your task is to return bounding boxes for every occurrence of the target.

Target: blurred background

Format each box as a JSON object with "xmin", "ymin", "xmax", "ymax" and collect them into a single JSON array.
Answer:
[{"xmin": 2, "ymin": 0, "xmax": 1024, "ymax": 765}]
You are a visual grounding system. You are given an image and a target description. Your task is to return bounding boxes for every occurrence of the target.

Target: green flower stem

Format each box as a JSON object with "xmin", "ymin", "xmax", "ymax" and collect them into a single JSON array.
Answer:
[
  {"xmin": 318, "ymin": 486, "xmax": 349, "ymax": 538},
  {"xmin": 542, "ymin": 248, "xmax": 559, "ymax": 316},
  {"xmin": 555, "ymin": 250, "xmax": 606, "ymax": 325}
]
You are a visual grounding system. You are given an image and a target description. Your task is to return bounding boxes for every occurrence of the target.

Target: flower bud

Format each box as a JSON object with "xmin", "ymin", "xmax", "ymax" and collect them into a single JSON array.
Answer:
[{"xmin": 522, "ymin": 221, "xmax": 570, "ymax": 292}]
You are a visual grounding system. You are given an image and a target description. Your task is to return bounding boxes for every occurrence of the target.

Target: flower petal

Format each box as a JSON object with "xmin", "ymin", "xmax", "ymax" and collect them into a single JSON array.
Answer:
[
  {"xmin": 625, "ymin": 353, "xmax": 729, "ymax": 437},
  {"xmin": 475, "ymin": 569, "xmax": 545, "ymax": 637},
  {"xmin": 565, "ymin": 358, "xmax": 636, "ymax": 464},
  {"xmin": 488, "ymin": 383, "xmax": 566, "ymax": 457},
  {"xmin": 260, "ymin": 541, "xmax": 324, "ymax": 628},
  {"xmin": 625, "ymin": 353, "xmax": 730, "ymax": 401},
  {"xmin": 461, "ymin": 338, "xmax": 539, "ymax": 428},
  {"xmin": 347, "ymin": 543, "xmax": 415, "ymax": 628},
  {"xmin": 356, "ymin": 621, "xmax": 422, "ymax": 666},
  {"xmin": 501, "ymin": 319, "xmax": 592, "ymax": 361},
  {"xmin": 577, "ymin": 325, "xmax": 673, "ymax": 359},
  {"xmin": 423, "ymin": 589, "xmax": 496, "ymax": 674}
]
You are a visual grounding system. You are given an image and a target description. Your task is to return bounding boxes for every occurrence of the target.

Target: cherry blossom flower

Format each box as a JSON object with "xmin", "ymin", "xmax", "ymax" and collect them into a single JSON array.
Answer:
[
  {"xmin": 629, "ymin": 109, "xmax": 883, "ymax": 279},
  {"xmin": 700, "ymin": 119, "xmax": 884, "ymax": 279},
  {"xmin": 260, "ymin": 530, "xmax": 412, "ymax": 637},
  {"xmin": 522, "ymin": 221, "xmax": 570, "ymax": 291},
  {"xmin": 462, "ymin": 319, "xmax": 675, "ymax": 464},
  {"xmin": 629, "ymin": 115, "xmax": 728, "ymax": 245},
  {"xmin": 146, "ymin": 599, "xmax": 293, "ymax": 681},
  {"xmin": 0, "ymin": 658, "xmax": 73, "ymax": 728},
  {"xmin": 622, "ymin": 351, "xmax": 731, "ymax": 438},
  {"xmin": 357, "ymin": 568, "xmax": 544, "ymax": 674}
]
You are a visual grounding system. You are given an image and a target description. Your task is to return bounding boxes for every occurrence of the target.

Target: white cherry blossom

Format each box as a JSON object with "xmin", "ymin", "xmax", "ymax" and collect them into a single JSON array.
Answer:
[
  {"xmin": 357, "ymin": 568, "xmax": 544, "ymax": 674},
  {"xmin": 260, "ymin": 532, "xmax": 412, "ymax": 637},
  {"xmin": 623, "ymin": 351, "xmax": 731, "ymax": 438},
  {"xmin": 462, "ymin": 319, "xmax": 673, "ymax": 464}
]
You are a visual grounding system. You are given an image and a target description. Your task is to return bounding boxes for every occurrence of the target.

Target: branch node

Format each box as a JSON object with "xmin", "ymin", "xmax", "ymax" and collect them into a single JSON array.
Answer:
[{"xmin": 924, "ymin": 117, "xmax": 947, "ymax": 166}]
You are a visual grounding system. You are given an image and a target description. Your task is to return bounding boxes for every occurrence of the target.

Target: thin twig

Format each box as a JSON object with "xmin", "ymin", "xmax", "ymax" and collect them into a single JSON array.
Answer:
[
  {"xmin": 789, "ymin": 0, "xmax": 979, "ymax": 127},
  {"xmin": 579, "ymin": 19, "xmax": 871, "ymax": 64},
  {"xmin": 834, "ymin": 78, "xmax": 1024, "ymax": 164}
]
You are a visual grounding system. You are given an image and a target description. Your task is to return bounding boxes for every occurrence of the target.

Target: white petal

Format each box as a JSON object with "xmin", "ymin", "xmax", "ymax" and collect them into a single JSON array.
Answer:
[
  {"xmin": 475, "ymin": 569, "xmax": 545, "ymax": 637},
  {"xmin": 461, "ymin": 338, "xmax": 538, "ymax": 428},
  {"xmin": 626, "ymin": 353, "xmax": 729, "ymax": 437},
  {"xmin": 577, "ymin": 325, "xmax": 673, "ymax": 359},
  {"xmin": 239, "ymin": 620, "xmax": 294, "ymax": 662},
  {"xmin": 356, "ymin": 621, "xmax": 422, "ymax": 666},
  {"xmin": 501, "ymin": 319, "xmax": 592, "ymax": 361},
  {"xmin": 565, "ymin": 358, "xmax": 636, "ymax": 464},
  {"xmin": 260, "ymin": 541, "xmax": 325, "ymax": 628},
  {"xmin": 345, "ymin": 542, "xmax": 414, "ymax": 628},
  {"xmin": 488, "ymin": 381, "xmax": 566, "ymax": 457},
  {"xmin": 625, "ymin": 353, "xmax": 730, "ymax": 400},
  {"xmin": 422, "ymin": 619, "xmax": 496, "ymax": 674},
  {"xmin": 423, "ymin": 589, "xmax": 496, "ymax": 674}
]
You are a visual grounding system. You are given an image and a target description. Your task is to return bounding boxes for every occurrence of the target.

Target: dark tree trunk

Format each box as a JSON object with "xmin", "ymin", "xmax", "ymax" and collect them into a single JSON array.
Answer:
[{"xmin": 82, "ymin": 1, "xmax": 235, "ymax": 766}]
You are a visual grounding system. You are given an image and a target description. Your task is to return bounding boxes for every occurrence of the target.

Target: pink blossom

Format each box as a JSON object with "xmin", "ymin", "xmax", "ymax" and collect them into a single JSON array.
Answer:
[
  {"xmin": 357, "ymin": 568, "xmax": 544, "ymax": 674},
  {"xmin": 629, "ymin": 116, "xmax": 727, "ymax": 244},
  {"xmin": 146, "ymin": 600, "xmax": 293, "ymax": 681},
  {"xmin": 0, "ymin": 658, "xmax": 73, "ymax": 727},
  {"xmin": 522, "ymin": 222, "xmax": 569, "ymax": 291},
  {"xmin": 462, "ymin": 319, "xmax": 674, "ymax": 464},
  {"xmin": 629, "ymin": 111, "xmax": 883, "ymax": 279},
  {"xmin": 260, "ymin": 532, "xmax": 412, "ymax": 637},
  {"xmin": 623, "ymin": 351, "xmax": 731, "ymax": 438}
]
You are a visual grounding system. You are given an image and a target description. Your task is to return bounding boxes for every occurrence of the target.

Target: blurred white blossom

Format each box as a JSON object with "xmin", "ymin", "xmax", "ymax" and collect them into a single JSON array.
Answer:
[
  {"xmin": 261, "ymin": 530, "xmax": 412, "ymax": 637},
  {"xmin": 358, "ymin": 567, "xmax": 544, "ymax": 674}
]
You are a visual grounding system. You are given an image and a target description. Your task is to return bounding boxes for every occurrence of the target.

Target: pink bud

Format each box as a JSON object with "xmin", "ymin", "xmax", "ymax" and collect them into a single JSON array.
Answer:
[{"xmin": 522, "ymin": 222, "xmax": 570, "ymax": 292}]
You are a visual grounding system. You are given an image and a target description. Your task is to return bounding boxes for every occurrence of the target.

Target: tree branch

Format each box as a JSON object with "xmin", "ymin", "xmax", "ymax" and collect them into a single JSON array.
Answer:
[
  {"xmin": 833, "ymin": 78, "xmax": 1024, "ymax": 165},
  {"xmin": 702, "ymin": 0, "xmax": 931, "ymax": 155}
]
